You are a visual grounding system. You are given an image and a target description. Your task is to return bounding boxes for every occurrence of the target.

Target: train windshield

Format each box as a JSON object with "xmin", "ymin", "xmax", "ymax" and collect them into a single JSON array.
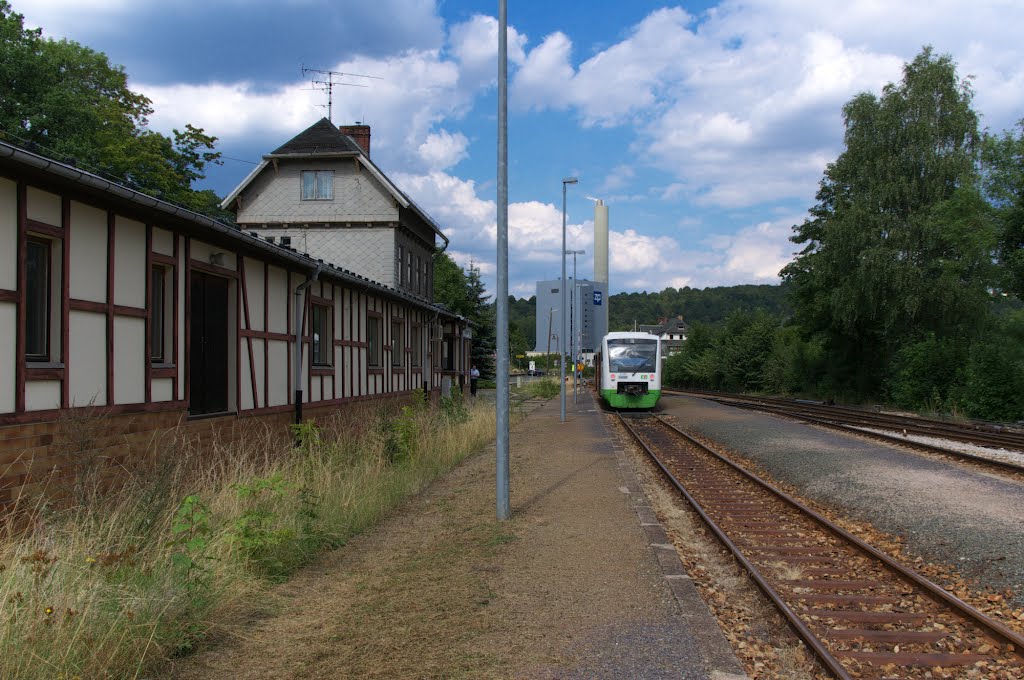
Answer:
[{"xmin": 607, "ymin": 338, "xmax": 658, "ymax": 373}]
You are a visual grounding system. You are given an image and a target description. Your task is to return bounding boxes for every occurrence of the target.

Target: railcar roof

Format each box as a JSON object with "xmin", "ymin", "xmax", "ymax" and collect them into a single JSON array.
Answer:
[{"xmin": 604, "ymin": 331, "xmax": 659, "ymax": 340}]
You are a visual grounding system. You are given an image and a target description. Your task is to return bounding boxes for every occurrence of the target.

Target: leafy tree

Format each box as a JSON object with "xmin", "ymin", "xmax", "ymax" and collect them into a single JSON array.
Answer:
[
  {"xmin": 958, "ymin": 312, "xmax": 1024, "ymax": 421},
  {"xmin": 607, "ymin": 284, "xmax": 791, "ymax": 331},
  {"xmin": 433, "ymin": 253, "xmax": 473, "ymax": 317},
  {"xmin": 761, "ymin": 324, "xmax": 827, "ymax": 396},
  {"xmin": 465, "ymin": 262, "xmax": 496, "ymax": 379},
  {"xmin": 432, "ymin": 254, "xmax": 495, "ymax": 379},
  {"xmin": 782, "ymin": 47, "xmax": 995, "ymax": 399},
  {"xmin": 0, "ymin": 2, "xmax": 226, "ymax": 216},
  {"xmin": 982, "ymin": 121, "xmax": 1024, "ymax": 299},
  {"xmin": 508, "ymin": 295, "xmax": 536, "ymax": 350},
  {"xmin": 663, "ymin": 322, "xmax": 722, "ymax": 389},
  {"xmin": 884, "ymin": 333, "xmax": 965, "ymax": 410},
  {"xmin": 718, "ymin": 310, "xmax": 780, "ymax": 392}
]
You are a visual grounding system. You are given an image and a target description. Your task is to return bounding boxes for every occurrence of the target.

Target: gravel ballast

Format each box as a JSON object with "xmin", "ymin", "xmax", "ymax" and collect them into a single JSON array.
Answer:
[{"xmin": 663, "ymin": 395, "xmax": 1024, "ymax": 607}]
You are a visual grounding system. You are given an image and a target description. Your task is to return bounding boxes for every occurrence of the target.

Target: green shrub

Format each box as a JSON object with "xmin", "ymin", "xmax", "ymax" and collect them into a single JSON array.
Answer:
[
  {"xmin": 440, "ymin": 388, "xmax": 469, "ymax": 424},
  {"xmin": 885, "ymin": 334, "xmax": 966, "ymax": 411},
  {"xmin": 524, "ymin": 378, "xmax": 560, "ymax": 399},
  {"xmin": 958, "ymin": 312, "xmax": 1024, "ymax": 420}
]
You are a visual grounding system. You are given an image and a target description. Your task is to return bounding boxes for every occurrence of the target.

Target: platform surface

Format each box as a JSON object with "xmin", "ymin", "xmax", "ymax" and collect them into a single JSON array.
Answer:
[{"xmin": 173, "ymin": 390, "xmax": 747, "ymax": 679}]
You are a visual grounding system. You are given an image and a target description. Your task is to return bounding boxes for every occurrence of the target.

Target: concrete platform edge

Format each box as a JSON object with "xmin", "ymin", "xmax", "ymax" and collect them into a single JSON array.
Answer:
[{"xmin": 597, "ymin": 406, "xmax": 749, "ymax": 680}]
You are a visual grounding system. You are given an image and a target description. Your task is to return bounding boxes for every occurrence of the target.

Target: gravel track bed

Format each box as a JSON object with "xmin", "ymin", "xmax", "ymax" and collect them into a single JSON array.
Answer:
[
  {"xmin": 853, "ymin": 425, "xmax": 1024, "ymax": 467},
  {"xmin": 663, "ymin": 395, "xmax": 1024, "ymax": 608}
]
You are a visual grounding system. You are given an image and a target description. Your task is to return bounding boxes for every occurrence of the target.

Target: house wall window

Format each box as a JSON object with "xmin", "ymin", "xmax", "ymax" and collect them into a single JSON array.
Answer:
[
  {"xmin": 150, "ymin": 266, "xmax": 170, "ymax": 363},
  {"xmin": 311, "ymin": 303, "xmax": 331, "ymax": 366},
  {"xmin": 367, "ymin": 314, "xmax": 382, "ymax": 367},
  {"xmin": 397, "ymin": 245, "xmax": 405, "ymax": 287},
  {"xmin": 300, "ymin": 170, "xmax": 334, "ymax": 200},
  {"xmin": 391, "ymin": 320, "xmax": 403, "ymax": 367},
  {"xmin": 410, "ymin": 324, "xmax": 422, "ymax": 368},
  {"xmin": 25, "ymin": 238, "xmax": 51, "ymax": 361}
]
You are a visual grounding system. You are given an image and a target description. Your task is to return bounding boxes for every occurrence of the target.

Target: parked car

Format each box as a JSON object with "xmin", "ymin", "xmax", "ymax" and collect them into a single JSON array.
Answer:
[{"xmin": 527, "ymin": 369, "xmax": 546, "ymax": 376}]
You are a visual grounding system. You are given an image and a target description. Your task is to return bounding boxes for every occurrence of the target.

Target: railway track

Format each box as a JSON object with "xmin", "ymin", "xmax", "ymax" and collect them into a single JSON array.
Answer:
[
  {"xmin": 665, "ymin": 389, "xmax": 1024, "ymax": 474},
  {"xmin": 619, "ymin": 413, "xmax": 1024, "ymax": 679}
]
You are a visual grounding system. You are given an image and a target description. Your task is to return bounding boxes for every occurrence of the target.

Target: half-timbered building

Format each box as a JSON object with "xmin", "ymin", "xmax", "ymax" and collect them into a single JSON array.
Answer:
[{"xmin": 0, "ymin": 132, "xmax": 469, "ymax": 508}]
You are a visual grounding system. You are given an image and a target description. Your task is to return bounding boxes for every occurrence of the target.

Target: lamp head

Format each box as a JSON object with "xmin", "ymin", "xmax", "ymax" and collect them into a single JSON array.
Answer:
[{"xmin": 562, "ymin": 177, "xmax": 578, "ymax": 185}]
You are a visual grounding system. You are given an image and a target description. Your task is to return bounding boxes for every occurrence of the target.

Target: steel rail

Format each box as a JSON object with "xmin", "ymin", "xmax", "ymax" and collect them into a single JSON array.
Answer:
[
  {"xmin": 652, "ymin": 414, "xmax": 1024, "ymax": 652},
  {"xmin": 617, "ymin": 412, "xmax": 852, "ymax": 680},
  {"xmin": 618, "ymin": 412, "xmax": 1024, "ymax": 678},
  {"xmin": 666, "ymin": 389, "xmax": 1024, "ymax": 474},
  {"xmin": 666, "ymin": 388, "xmax": 1024, "ymax": 449},
  {"xmin": 718, "ymin": 398, "xmax": 1024, "ymax": 475},
  {"xmin": 741, "ymin": 398, "xmax": 1024, "ymax": 451}
]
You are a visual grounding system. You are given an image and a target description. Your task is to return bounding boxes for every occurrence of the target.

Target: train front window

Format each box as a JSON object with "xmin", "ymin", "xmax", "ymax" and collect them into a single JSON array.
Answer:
[{"xmin": 607, "ymin": 339, "xmax": 657, "ymax": 373}]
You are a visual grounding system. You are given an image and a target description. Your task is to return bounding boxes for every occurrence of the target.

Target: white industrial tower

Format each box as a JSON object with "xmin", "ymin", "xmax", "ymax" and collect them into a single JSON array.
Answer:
[{"xmin": 593, "ymin": 198, "xmax": 609, "ymax": 334}]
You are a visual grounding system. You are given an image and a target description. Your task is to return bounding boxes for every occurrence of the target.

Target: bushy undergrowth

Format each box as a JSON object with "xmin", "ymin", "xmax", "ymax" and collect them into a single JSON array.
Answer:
[
  {"xmin": 522, "ymin": 378, "xmax": 561, "ymax": 399},
  {"xmin": 0, "ymin": 391, "xmax": 497, "ymax": 679},
  {"xmin": 663, "ymin": 308, "xmax": 1024, "ymax": 422}
]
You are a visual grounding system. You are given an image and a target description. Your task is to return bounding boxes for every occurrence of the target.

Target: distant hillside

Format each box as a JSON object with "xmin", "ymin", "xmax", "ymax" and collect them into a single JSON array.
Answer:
[
  {"xmin": 609, "ymin": 284, "xmax": 791, "ymax": 330},
  {"xmin": 501, "ymin": 284, "xmax": 791, "ymax": 351}
]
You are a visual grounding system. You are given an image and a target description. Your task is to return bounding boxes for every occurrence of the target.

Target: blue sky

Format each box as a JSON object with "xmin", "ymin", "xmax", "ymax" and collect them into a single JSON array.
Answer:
[{"xmin": 19, "ymin": 1, "xmax": 1024, "ymax": 298}]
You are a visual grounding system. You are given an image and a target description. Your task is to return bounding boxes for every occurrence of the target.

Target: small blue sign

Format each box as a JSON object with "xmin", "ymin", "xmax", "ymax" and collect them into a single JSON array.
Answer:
[{"xmin": 593, "ymin": 291, "xmax": 603, "ymax": 305}]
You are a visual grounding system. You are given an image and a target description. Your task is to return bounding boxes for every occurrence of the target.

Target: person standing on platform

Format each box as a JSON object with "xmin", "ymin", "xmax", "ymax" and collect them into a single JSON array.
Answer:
[{"xmin": 470, "ymin": 365, "xmax": 480, "ymax": 397}]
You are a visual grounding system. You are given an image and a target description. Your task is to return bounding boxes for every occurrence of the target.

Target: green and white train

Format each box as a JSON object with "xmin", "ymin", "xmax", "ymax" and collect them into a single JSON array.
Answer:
[{"xmin": 597, "ymin": 331, "xmax": 661, "ymax": 409}]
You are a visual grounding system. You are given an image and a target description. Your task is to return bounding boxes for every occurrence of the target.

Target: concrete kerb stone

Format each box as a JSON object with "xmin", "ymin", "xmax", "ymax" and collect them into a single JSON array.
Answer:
[{"xmin": 592, "ymin": 398, "xmax": 749, "ymax": 680}]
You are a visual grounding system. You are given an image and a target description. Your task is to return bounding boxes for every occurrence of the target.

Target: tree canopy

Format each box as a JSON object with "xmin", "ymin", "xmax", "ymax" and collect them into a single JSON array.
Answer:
[
  {"xmin": 982, "ymin": 121, "xmax": 1024, "ymax": 300},
  {"xmin": 781, "ymin": 47, "xmax": 997, "ymax": 397},
  {"xmin": 0, "ymin": 1, "xmax": 227, "ymax": 216},
  {"xmin": 433, "ymin": 254, "xmax": 496, "ymax": 378}
]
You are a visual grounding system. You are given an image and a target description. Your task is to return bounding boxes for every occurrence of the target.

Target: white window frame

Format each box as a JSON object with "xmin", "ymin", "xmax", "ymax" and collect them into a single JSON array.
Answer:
[
  {"xmin": 300, "ymin": 170, "xmax": 334, "ymax": 200},
  {"xmin": 150, "ymin": 265, "xmax": 172, "ymax": 364}
]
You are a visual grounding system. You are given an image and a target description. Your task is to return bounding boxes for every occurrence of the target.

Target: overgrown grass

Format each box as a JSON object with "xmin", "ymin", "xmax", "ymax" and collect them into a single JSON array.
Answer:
[
  {"xmin": 0, "ymin": 389, "xmax": 497, "ymax": 679},
  {"xmin": 520, "ymin": 378, "xmax": 561, "ymax": 399}
]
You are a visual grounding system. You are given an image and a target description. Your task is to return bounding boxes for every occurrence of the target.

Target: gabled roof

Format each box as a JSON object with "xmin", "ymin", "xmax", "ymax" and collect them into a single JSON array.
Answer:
[
  {"xmin": 220, "ymin": 118, "xmax": 448, "ymax": 248},
  {"xmin": 639, "ymin": 316, "xmax": 689, "ymax": 336},
  {"xmin": 270, "ymin": 118, "xmax": 365, "ymax": 155}
]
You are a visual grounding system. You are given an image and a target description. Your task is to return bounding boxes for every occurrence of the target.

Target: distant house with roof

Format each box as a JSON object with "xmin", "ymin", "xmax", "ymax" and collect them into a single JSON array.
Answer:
[
  {"xmin": 639, "ymin": 316, "xmax": 689, "ymax": 357},
  {"xmin": 221, "ymin": 118, "xmax": 443, "ymax": 299}
]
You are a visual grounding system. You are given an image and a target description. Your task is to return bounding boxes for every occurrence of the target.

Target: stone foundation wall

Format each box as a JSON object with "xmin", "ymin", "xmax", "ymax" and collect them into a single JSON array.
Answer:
[{"xmin": 0, "ymin": 392, "xmax": 424, "ymax": 512}]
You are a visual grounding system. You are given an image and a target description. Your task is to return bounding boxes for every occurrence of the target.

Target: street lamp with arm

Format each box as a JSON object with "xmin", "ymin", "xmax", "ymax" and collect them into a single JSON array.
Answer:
[
  {"xmin": 566, "ymin": 249, "xmax": 584, "ymax": 404},
  {"xmin": 560, "ymin": 177, "xmax": 577, "ymax": 423}
]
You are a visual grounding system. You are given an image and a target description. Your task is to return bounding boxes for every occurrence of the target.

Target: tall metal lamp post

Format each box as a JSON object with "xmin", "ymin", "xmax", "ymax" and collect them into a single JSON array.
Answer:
[
  {"xmin": 566, "ymin": 249, "xmax": 584, "ymax": 404},
  {"xmin": 496, "ymin": 0, "xmax": 510, "ymax": 520},
  {"xmin": 560, "ymin": 177, "xmax": 577, "ymax": 423}
]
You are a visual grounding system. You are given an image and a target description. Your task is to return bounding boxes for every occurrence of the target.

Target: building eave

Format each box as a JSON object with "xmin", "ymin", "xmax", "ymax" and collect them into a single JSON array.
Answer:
[{"xmin": 0, "ymin": 140, "xmax": 463, "ymax": 323}]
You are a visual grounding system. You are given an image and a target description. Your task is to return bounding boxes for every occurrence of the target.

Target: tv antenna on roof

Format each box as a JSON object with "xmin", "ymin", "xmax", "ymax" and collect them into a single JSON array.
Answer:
[{"xmin": 301, "ymin": 66, "xmax": 383, "ymax": 123}]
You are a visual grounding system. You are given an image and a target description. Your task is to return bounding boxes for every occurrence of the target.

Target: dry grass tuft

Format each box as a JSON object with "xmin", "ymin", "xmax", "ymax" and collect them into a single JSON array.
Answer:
[{"xmin": 0, "ymin": 391, "xmax": 498, "ymax": 679}]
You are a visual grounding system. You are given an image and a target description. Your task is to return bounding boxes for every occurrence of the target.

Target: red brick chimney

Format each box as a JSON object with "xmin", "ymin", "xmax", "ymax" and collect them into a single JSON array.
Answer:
[{"xmin": 338, "ymin": 123, "xmax": 370, "ymax": 156}]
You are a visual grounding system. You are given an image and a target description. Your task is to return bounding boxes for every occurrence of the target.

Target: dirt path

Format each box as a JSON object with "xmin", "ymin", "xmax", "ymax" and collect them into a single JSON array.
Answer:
[{"xmin": 169, "ymin": 397, "xmax": 708, "ymax": 678}]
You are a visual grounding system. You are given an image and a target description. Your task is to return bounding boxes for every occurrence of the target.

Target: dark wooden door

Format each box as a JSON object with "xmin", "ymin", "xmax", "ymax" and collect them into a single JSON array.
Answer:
[{"xmin": 189, "ymin": 272, "xmax": 229, "ymax": 415}]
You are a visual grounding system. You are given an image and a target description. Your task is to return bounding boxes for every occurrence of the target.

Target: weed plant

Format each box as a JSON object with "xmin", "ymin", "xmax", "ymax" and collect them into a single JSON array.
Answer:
[
  {"xmin": 0, "ymin": 390, "xmax": 497, "ymax": 679},
  {"xmin": 523, "ymin": 378, "xmax": 561, "ymax": 399}
]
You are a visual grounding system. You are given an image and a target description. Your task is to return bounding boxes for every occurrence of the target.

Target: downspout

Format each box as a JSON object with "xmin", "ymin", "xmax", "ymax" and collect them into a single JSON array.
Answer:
[
  {"xmin": 427, "ymin": 307, "xmax": 442, "ymax": 396},
  {"xmin": 426, "ymin": 233, "xmax": 448, "ymax": 396},
  {"xmin": 293, "ymin": 264, "xmax": 322, "ymax": 425}
]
